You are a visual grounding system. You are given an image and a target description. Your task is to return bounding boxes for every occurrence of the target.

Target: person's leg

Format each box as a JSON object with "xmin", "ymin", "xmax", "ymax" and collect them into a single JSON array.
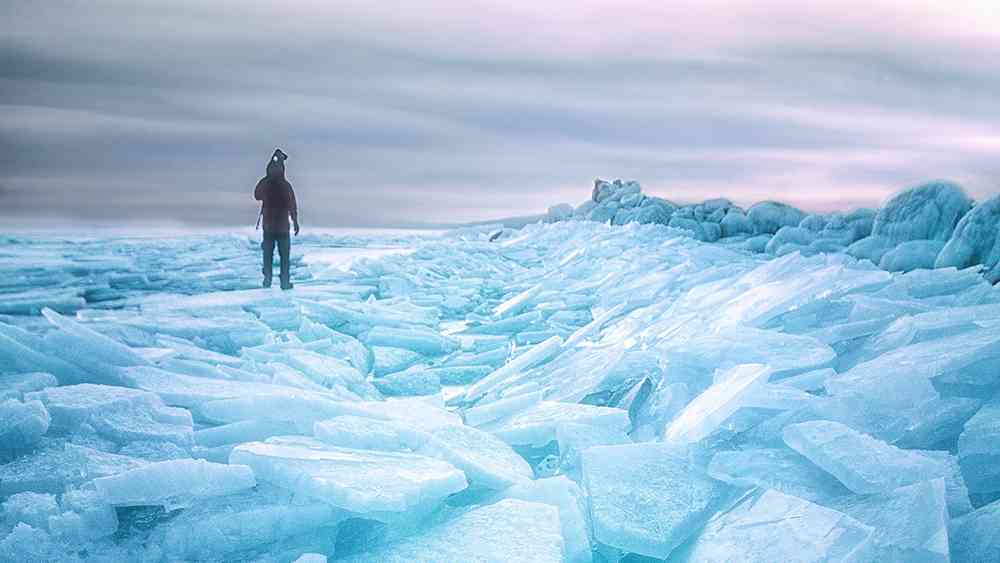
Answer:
[
  {"xmin": 261, "ymin": 233, "xmax": 275, "ymax": 287},
  {"xmin": 278, "ymin": 234, "xmax": 292, "ymax": 289}
]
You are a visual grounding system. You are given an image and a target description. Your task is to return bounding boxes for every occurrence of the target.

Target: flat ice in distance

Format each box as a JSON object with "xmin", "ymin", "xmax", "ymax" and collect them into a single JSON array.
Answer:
[{"xmin": 3, "ymin": 180, "xmax": 1000, "ymax": 562}]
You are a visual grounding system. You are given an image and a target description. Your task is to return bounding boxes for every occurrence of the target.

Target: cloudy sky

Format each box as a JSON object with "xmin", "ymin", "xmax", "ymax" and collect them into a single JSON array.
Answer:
[{"xmin": 2, "ymin": 1, "xmax": 999, "ymax": 227}]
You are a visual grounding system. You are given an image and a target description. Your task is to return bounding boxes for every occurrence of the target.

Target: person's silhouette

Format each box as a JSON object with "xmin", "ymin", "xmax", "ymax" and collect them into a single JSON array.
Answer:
[{"xmin": 254, "ymin": 149, "xmax": 299, "ymax": 289}]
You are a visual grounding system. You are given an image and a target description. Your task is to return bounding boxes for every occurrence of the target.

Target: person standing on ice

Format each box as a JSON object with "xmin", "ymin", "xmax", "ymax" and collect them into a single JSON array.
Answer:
[{"xmin": 254, "ymin": 148, "xmax": 299, "ymax": 290}]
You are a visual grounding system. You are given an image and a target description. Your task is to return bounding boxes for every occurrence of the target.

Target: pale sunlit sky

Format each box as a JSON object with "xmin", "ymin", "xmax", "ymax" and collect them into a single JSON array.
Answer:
[{"xmin": 2, "ymin": 1, "xmax": 1000, "ymax": 227}]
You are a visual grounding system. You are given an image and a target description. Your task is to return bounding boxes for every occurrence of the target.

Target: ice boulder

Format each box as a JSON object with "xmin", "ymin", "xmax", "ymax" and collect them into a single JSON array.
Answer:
[
  {"xmin": 0, "ymin": 399, "xmax": 50, "ymax": 456},
  {"xmin": 668, "ymin": 216, "xmax": 710, "ymax": 241},
  {"xmin": 846, "ymin": 235, "xmax": 895, "ymax": 265},
  {"xmin": 936, "ymin": 194, "xmax": 1000, "ymax": 282},
  {"xmin": 92, "ymin": 458, "xmax": 255, "ymax": 509},
  {"xmin": 878, "ymin": 239, "xmax": 945, "ymax": 272},
  {"xmin": 765, "ymin": 226, "xmax": 816, "ymax": 255},
  {"xmin": 634, "ymin": 197, "xmax": 676, "ymax": 225},
  {"xmin": 230, "ymin": 436, "xmax": 467, "ymax": 516},
  {"xmin": 546, "ymin": 203, "xmax": 574, "ymax": 222},
  {"xmin": 339, "ymin": 499, "xmax": 564, "ymax": 563},
  {"xmin": 582, "ymin": 443, "xmax": 733, "ymax": 559},
  {"xmin": 675, "ymin": 488, "xmax": 873, "ymax": 562},
  {"xmin": 872, "ymin": 180, "xmax": 972, "ymax": 244},
  {"xmin": 720, "ymin": 209, "xmax": 753, "ymax": 237},
  {"xmin": 747, "ymin": 201, "xmax": 806, "ymax": 235}
]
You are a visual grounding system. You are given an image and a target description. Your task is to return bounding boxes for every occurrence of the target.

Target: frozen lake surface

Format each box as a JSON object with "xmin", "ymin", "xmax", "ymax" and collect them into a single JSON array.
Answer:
[{"xmin": 1, "ymin": 218, "xmax": 998, "ymax": 562}]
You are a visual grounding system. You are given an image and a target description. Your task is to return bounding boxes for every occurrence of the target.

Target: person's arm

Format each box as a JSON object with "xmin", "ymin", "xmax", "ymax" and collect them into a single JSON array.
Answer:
[
  {"xmin": 254, "ymin": 178, "xmax": 266, "ymax": 201},
  {"xmin": 289, "ymin": 183, "xmax": 299, "ymax": 235}
]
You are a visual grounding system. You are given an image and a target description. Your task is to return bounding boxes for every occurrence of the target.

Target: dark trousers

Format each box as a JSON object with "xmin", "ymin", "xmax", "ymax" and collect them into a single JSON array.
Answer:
[{"xmin": 262, "ymin": 232, "xmax": 291, "ymax": 284}]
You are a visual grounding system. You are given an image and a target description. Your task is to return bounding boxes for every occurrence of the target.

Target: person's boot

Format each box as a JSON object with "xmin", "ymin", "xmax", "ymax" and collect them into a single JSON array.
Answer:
[
  {"xmin": 262, "ymin": 276, "xmax": 272, "ymax": 289},
  {"xmin": 280, "ymin": 277, "xmax": 293, "ymax": 290}
]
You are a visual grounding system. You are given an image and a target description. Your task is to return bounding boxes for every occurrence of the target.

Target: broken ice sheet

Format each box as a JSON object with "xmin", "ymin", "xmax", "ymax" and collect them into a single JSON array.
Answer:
[
  {"xmin": 582, "ymin": 443, "xmax": 733, "ymax": 559},
  {"xmin": 782, "ymin": 420, "xmax": 971, "ymax": 515},
  {"xmin": 91, "ymin": 458, "xmax": 255, "ymax": 509},
  {"xmin": 338, "ymin": 499, "xmax": 564, "ymax": 563},
  {"xmin": 230, "ymin": 436, "xmax": 467, "ymax": 515},
  {"xmin": 707, "ymin": 447, "xmax": 851, "ymax": 502},
  {"xmin": 665, "ymin": 364, "xmax": 772, "ymax": 444},
  {"xmin": 826, "ymin": 479, "xmax": 950, "ymax": 563},
  {"xmin": 675, "ymin": 488, "xmax": 874, "ymax": 563}
]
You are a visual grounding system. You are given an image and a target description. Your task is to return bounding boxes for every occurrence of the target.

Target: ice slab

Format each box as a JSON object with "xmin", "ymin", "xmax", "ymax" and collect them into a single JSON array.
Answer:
[
  {"xmin": 894, "ymin": 397, "xmax": 981, "ymax": 450},
  {"xmin": 372, "ymin": 367, "xmax": 441, "ymax": 396},
  {"xmin": 827, "ymin": 479, "xmax": 950, "ymax": 563},
  {"xmin": 957, "ymin": 399, "xmax": 1000, "ymax": 495},
  {"xmin": 26, "ymin": 383, "xmax": 193, "ymax": 446},
  {"xmin": 362, "ymin": 326, "xmax": 459, "ymax": 356},
  {"xmin": 0, "ymin": 323, "xmax": 91, "ymax": 385},
  {"xmin": 194, "ymin": 419, "xmax": 299, "ymax": 448},
  {"xmin": 555, "ymin": 421, "xmax": 630, "ymax": 478},
  {"xmin": 338, "ymin": 499, "xmax": 564, "ymax": 563},
  {"xmin": 154, "ymin": 486, "xmax": 346, "ymax": 561},
  {"xmin": 482, "ymin": 401, "xmax": 630, "ymax": 447},
  {"xmin": 464, "ymin": 335, "xmax": 563, "ymax": 401},
  {"xmin": 92, "ymin": 458, "xmax": 255, "ymax": 509},
  {"xmin": 464, "ymin": 390, "xmax": 544, "ymax": 427},
  {"xmin": 582, "ymin": 443, "xmax": 733, "ymax": 559},
  {"xmin": 505, "ymin": 476, "xmax": 592, "ymax": 563},
  {"xmin": 2, "ymin": 491, "xmax": 59, "ymax": 529},
  {"xmin": 0, "ymin": 399, "xmax": 49, "ymax": 456},
  {"xmin": 281, "ymin": 349, "xmax": 379, "ymax": 399},
  {"xmin": 0, "ymin": 523, "xmax": 60, "ymax": 562},
  {"xmin": 707, "ymin": 447, "xmax": 851, "ymax": 502},
  {"xmin": 0, "ymin": 444, "xmax": 145, "ymax": 495},
  {"xmin": 677, "ymin": 488, "xmax": 873, "ymax": 563},
  {"xmin": 783, "ymin": 421, "xmax": 964, "ymax": 497},
  {"xmin": 415, "ymin": 424, "xmax": 533, "ymax": 490},
  {"xmin": 371, "ymin": 346, "xmax": 423, "ymax": 376},
  {"xmin": 49, "ymin": 487, "xmax": 118, "ymax": 541},
  {"xmin": 665, "ymin": 364, "xmax": 771, "ymax": 444},
  {"xmin": 230, "ymin": 436, "xmax": 467, "ymax": 515},
  {"xmin": 949, "ymin": 497, "xmax": 1000, "ymax": 563},
  {"xmin": 313, "ymin": 415, "xmax": 419, "ymax": 451},
  {"xmin": 39, "ymin": 308, "xmax": 149, "ymax": 382},
  {"xmin": 0, "ymin": 372, "xmax": 58, "ymax": 401}
]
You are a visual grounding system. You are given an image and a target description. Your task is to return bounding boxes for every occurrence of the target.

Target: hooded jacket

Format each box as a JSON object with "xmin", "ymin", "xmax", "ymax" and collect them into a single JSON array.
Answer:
[{"xmin": 254, "ymin": 159, "xmax": 298, "ymax": 233}]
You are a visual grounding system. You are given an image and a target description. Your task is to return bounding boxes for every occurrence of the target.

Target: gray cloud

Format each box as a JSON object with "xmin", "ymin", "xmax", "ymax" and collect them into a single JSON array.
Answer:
[{"xmin": 2, "ymin": 1, "xmax": 1000, "ymax": 227}]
